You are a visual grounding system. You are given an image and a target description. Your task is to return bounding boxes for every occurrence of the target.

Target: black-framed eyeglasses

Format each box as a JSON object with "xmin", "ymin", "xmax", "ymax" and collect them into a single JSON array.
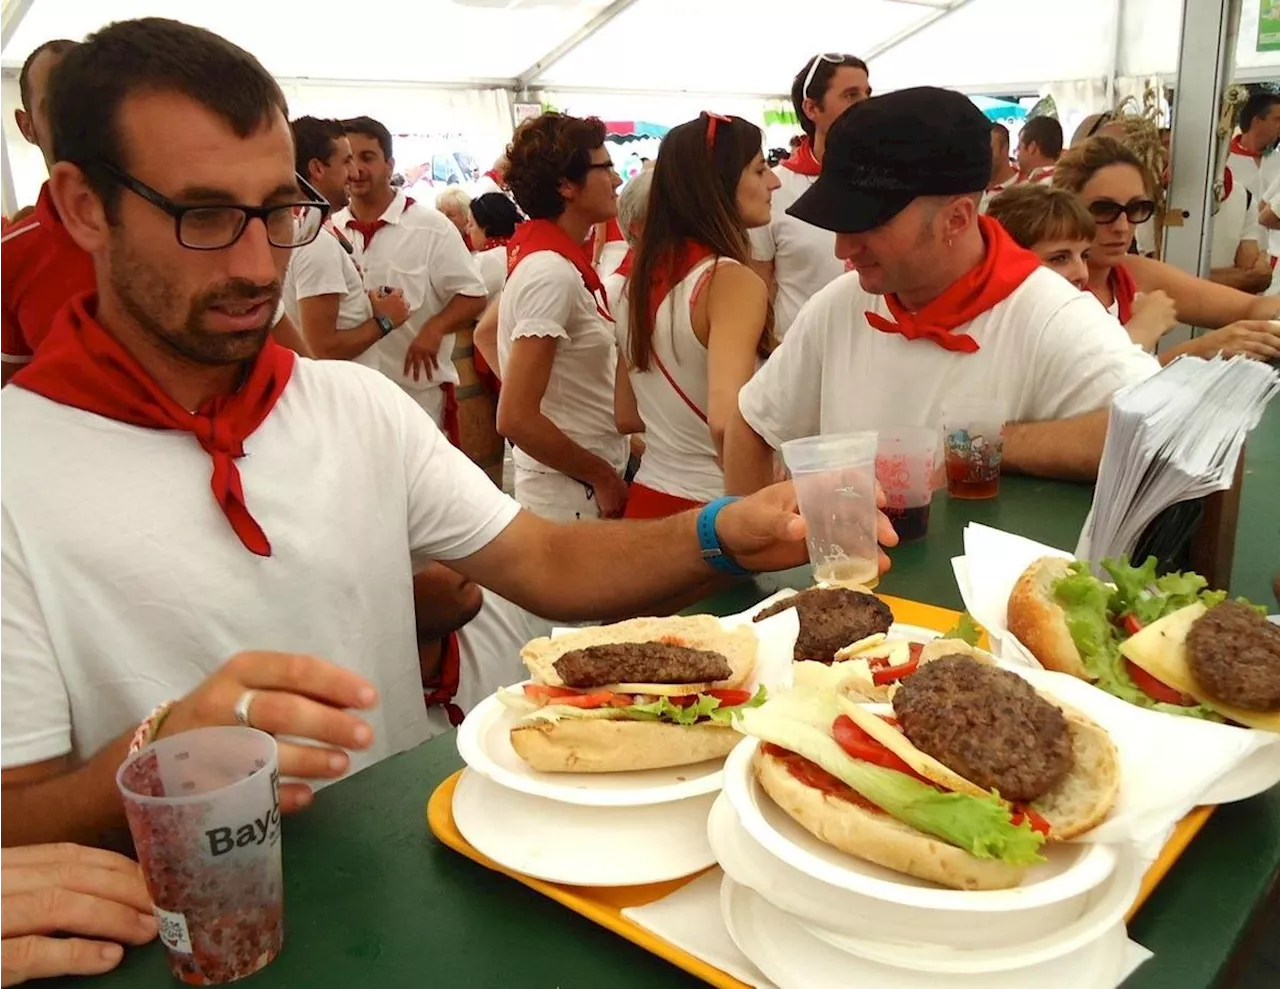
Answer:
[
  {"xmin": 89, "ymin": 161, "xmax": 330, "ymax": 250},
  {"xmin": 1086, "ymin": 198, "xmax": 1156, "ymax": 225}
]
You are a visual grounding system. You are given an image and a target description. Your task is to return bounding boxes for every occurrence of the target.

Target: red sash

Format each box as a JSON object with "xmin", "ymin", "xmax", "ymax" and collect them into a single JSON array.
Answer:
[
  {"xmin": 865, "ymin": 216, "xmax": 1041, "ymax": 354},
  {"xmin": 782, "ymin": 136, "xmax": 821, "ymax": 177},
  {"xmin": 14, "ymin": 294, "xmax": 293, "ymax": 556},
  {"xmin": 623, "ymin": 483, "xmax": 703, "ymax": 519},
  {"xmin": 423, "ymin": 632, "xmax": 464, "ymax": 727},
  {"xmin": 507, "ymin": 219, "xmax": 613, "ymax": 321}
]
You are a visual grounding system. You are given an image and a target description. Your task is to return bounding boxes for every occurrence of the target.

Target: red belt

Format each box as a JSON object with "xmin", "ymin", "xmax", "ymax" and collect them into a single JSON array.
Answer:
[
  {"xmin": 423, "ymin": 632, "xmax": 464, "ymax": 727},
  {"xmin": 623, "ymin": 481, "xmax": 704, "ymax": 519},
  {"xmin": 441, "ymin": 383, "xmax": 461, "ymax": 447}
]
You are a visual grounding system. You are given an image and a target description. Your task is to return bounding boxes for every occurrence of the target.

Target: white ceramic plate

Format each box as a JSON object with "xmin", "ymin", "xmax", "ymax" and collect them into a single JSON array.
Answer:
[
  {"xmin": 804, "ymin": 845, "xmax": 1143, "ymax": 971},
  {"xmin": 451, "ymin": 768, "xmax": 717, "ymax": 886},
  {"xmin": 1198, "ymin": 739, "xmax": 1280, "ymax": 805},
  {"xmin": 722, "ymin": 738, "xmax": 1118, "ymax": 909},
  {"xmin": 455, "ymin": 686, "xmax": 732, "ymax": 807},
  {"xmin": 707, "ymin": 794, "xmax": 1092, "ymax": 949},
  {"xmin": 720, "ymin": 876, "xmax": 1130, "ymax": 989}
]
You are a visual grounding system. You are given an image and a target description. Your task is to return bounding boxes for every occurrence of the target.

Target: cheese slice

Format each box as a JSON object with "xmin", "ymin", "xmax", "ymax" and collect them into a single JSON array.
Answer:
[{"xmin": 1120, "ymin": 603, "xmax": 1280, "ymax": 732}]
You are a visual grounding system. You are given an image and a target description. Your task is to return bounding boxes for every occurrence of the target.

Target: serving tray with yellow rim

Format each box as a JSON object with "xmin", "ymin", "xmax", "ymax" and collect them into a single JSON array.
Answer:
[{"xmin": 427, "ymin": 594, "xmax": 1215, "ymax": 989}]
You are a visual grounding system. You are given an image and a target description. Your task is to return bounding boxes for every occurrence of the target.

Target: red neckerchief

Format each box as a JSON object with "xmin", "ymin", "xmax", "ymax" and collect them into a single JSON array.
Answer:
[
  {"xmin": 423, "ymin": 632, "xmax": 464, "ymax": 727},
  {"xmin": 1230, "ymin": 135, "xmax": 1262, "ymax": 165},
  {"xmin": 865, "ymin": 215, "xmax": 1041, "ymax": 354},
  {"xmin": 605, "ymin": 217, "xmax": 625, "ymax": 243},
  {"xmin": 13, "ymin": 294, "xmax": 294, "ymax": 556},
  {"xmin": 1109, "ymin": 264, "xmax": 1137, "ymax": 325},
  {"xmin": 614, "ymin": 249, "xmax": 634, "ymax": 278},
  {"xmin": 479, "ymin": 235, "xmax": 509, "ymax": 253},
  {"xmin": 1021, "ymin": 165, "xmax": 1055, "ymax": 185},
  {"xmin": 507, "ymin": 219, "xmax": 613, "ymax": 321},
  {"xmin": 483, "ymin": 169, "xmax": 504, "ymax": 187},
  {"xmin": 346, "ymin": 196, "xmax": 414, "ymax": 249},
  {"xmin": 647, "ymin": 241, "xmax": 716, "ymax": 319},
  {"xmin": 782, "ymin": 135, "xmax": 821, "ymax": 177}
]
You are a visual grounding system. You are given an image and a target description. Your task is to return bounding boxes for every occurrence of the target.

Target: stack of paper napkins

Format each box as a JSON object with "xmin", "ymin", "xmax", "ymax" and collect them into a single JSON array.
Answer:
[{"xmin": 1076, "ymin": 355, "xmax": 1279, "ymax": 568}]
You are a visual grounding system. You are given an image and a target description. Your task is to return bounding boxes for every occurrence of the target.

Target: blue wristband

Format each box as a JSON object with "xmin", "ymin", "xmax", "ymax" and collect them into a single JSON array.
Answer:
[{"xmin": 697, "ymin": 497, "xmax": 751, "ymax": 577}]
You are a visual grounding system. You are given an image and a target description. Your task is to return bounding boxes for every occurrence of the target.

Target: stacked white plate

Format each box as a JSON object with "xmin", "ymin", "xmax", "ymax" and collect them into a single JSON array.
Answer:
[
  {"xmin": 713, "ymin": 738, "xmax": 1145, "ymax": 988},
  {"xmin": 452, "ymin": 682, "xmax": 723, "ymax": 886}
]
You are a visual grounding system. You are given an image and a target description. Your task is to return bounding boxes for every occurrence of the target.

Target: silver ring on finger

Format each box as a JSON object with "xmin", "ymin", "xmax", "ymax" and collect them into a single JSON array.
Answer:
[{"xmin": 233, "ymin": 689, "xmax": 259, "ymax": 728}]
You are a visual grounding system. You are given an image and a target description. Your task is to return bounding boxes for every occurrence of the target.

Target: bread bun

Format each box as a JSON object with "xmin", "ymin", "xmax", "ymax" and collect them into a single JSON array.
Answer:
[
  {"xmin": 520, "ymin": 615, "xmax": 757, "ymax": 695},
  {"xmin": 510, "ymin": 719, "xmax": 741, "ymax": 772},
  {"xmin": 1007, "ymin": 558, "xmax": 1091, "ymax": 680},
  {"xmin": 753, "ymin": 748, "xmax": 1029, "ymax": 890}
]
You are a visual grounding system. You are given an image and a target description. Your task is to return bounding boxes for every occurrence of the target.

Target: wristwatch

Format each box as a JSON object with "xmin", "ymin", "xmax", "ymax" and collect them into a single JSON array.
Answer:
[
  {"xmin": 696, "ymin": 497, "xmax": 751, "ymax": 577},
  {"xmin": 374, "ymin": 313, "xmax": 395, "ymax": 336}
]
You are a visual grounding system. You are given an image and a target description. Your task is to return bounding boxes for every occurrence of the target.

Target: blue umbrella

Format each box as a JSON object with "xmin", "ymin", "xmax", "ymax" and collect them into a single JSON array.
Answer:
[{"xmin": 969, "ymin": 95, "xmax": 1029, "ymax": 122}]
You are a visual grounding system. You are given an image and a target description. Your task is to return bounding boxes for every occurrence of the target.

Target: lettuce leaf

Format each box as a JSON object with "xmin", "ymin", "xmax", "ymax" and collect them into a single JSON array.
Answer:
[
  {"xmin": 737, "ymin": 692, "xmax": 1045, "ymax": 865},
  {"xmin": 940, "ymin": 612, "xmax": 983, "ymax": 646},
  {"xmin": 1101, "ymin": 556, "xmax": 1226, "ymax": 625},
  {"xmin": 499, "ymin": 685, "xmax": 768, "ymax": 727}
]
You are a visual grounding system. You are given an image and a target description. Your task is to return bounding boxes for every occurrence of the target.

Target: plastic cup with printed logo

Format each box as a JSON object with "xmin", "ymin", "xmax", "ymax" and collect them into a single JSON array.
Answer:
[
  {"xmin": 117, "ymin": 727, "xmax": 283, "ymax": 985},
  {"xmin": 781, "ymin": 432, "xmax": 880, "ymax": 589},
  {"xmin": 941, "ymin": 397, "xmax": 1005, "ymax": 500},
  {"xmin": 875, "ymin": 426, "xmax": 939, "ymax": 543}
]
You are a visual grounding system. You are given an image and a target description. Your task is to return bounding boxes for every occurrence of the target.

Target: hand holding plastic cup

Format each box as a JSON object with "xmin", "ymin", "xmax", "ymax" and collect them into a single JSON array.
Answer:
[
  {"xmin": 941, "ymin": 398, "xmax": 1005, "ymax": 500},
  {"xmin": 781, "ymin": 431, "xmax": 880, "ymax": 588},
  {"xmin": 875, "ymin": 427, "xmax": 939, "ymax": 542},
  {"xmin": 117, "ymin": 727, "xmax": 284, "ymax": 985}
]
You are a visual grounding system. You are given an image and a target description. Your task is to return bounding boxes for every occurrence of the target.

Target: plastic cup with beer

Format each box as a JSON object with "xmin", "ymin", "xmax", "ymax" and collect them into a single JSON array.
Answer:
[
  {"xmin": 117, "ymin": 726, "xmax": 284, "ymax": 985},
  {"xmin": 781, "ymin": 431, "xmax": 880, "ymax": 588},
  {"xmin": 941, "ymin": 397, "xmax": 1005, "ymax": 500},
  {"xmin": 875, "ymin": 426, "xmax": 939, "ymax": 542}
]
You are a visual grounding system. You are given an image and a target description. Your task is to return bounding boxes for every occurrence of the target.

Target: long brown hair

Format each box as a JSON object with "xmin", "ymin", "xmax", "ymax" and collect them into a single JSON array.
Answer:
[
  {"xmin": 1052, "ymin": 136, "xmax": 1154, "ymax": 197},
  {"xmin": 627, "ymin": 112, "xmax": 772, "ymax": 372}
]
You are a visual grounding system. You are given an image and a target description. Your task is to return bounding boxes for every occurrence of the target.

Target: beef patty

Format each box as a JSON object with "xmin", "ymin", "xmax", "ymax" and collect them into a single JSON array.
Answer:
[
  {"xmin": 553, "ymin": 642, "xmax": 732, "ymax": 689},
  {"xmin": 1186, "ymin": 601, "xmax": 1280, "ymax": 712},
  {"xmin": 753, "ymin": 587, "xmax": 894, "ymax": 663},
  {"xmin": 892, "ymin": 656, "xmax": 1073, "ymax": 803}
]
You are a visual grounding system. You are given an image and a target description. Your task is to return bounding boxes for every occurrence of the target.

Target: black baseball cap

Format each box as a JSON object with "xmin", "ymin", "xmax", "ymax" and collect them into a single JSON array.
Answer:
[{"xmin": 788, "ymin": 87, "xmax": 993, "ymax": 234}]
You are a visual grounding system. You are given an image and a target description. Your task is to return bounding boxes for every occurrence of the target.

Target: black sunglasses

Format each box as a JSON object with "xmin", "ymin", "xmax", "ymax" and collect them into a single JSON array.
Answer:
[
  {"xmin": 1086, "ymin": 198, "xmax": 1156, "ymax": 225},
  {"xmin": 89, "ymin": 161, "xmax": 331, "ymax": 250}
]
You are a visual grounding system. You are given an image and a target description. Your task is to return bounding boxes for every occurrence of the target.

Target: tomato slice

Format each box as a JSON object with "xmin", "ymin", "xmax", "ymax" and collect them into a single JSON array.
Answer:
[
  {"xmin": 1124, "ymin": 660, "xmax": 1196, "ymax": 706},
  {"xmin": 872, "ymin": 656, "xmax": 920, "ymax": 686},
  {"xmin": 1121, "ymin": 613, "xmax": 1144, "ymax": 637},
  {"xmin": 1011, "ymin": 805, "xmax": 1053, "ymax": 836},
  {"xmin": 706, "ymin": 688, "xmax": 753, "ymax": 707},
  {"xmin": 522, "ymin": 684, "xmax": 620, "ymax": 708},
  {"xmin": 523, "ymin": 684, "xmax": 582, "ymax": 702},
  {"xmin": 551, "ymin": 690, "xmax": 621, "ymax": 709},
  {"xmin": 831, "ymin": 715, "xmax": 925, "ymax": 778}
]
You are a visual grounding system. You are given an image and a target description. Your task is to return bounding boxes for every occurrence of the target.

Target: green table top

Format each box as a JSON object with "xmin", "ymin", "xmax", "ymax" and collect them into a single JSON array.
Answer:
[{"xmin": 69, "ymin": 477, "xmax": 1280, "ymax": 988}]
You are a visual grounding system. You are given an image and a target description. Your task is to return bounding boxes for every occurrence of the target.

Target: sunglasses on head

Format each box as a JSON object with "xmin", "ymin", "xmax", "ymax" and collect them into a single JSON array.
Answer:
[
  {"xmin": 803, "ymin": 53, "xmax": 848, "ymax": 97},
  {"xmin": 1086, "ymin": 198, "xmax": 1156, "ymax": 225},
  {"xmin": 703, "ymin": 111, "xmax": 733, "ymax": 152}
]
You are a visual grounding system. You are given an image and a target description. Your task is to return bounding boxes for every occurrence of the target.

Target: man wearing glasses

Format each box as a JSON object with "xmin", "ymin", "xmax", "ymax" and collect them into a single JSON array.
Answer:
[
  {"xmin": 749, "ymin": 53, "xmax": 871, "ymax": 339},
  {"xmin": 1, "ymin": 18, "xmax": 833, "ymax": 851},
  {"xmin": 332, "ymin": 116, "xmax": 487, "ymax": 441},
  {"xmin": 725, "ymin": 88, "xmax": 1159, "ymax": 494}
]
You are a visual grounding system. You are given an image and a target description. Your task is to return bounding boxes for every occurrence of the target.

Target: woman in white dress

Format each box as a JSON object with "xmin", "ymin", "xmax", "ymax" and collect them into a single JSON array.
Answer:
[{"xmin": 612, "ymin": 112, "xmax": 780, "ymax": 518}]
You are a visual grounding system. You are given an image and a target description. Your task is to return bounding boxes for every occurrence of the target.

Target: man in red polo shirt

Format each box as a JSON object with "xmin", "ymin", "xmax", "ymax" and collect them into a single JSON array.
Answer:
[{"xmin": 2, "ymin": 39, "xmax": 93, "ymax": 384}]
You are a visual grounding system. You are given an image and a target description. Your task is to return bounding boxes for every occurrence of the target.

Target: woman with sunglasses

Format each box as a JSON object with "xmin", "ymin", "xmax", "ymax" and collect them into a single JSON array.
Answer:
[
  {"xmin": 612, "ymin": 113, "xmax": 780, "ymax": 519},
  {"xmin": 750, "ymin": 53, "xmax": 871, "ymax": 339},
  {"xmin": 1055, "ymin": 136, "xmax": 1280, "ymax": 362},
  {"xmin": 497, "ymin": 112, "xmax": 641, "ymax": 522}
]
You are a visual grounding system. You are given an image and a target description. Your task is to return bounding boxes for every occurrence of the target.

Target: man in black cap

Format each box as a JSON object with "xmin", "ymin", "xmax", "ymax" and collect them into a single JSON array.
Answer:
[{"xmin": 724, "ymin": 87, "xmax": 1158, "ymax": 492}]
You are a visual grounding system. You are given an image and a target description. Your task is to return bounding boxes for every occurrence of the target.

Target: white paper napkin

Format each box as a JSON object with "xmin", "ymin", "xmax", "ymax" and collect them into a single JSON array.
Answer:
[
  {"xmin": 957, "ymin": 523, "xmax": 1073, "ymax": 651},
  {"xmin": 1012, "ymin": 667, "xmax": 1279, "ymax": 844},
  {"xmin": 622, "ymin": 869, "xmax": 779, "ymax": 989}
]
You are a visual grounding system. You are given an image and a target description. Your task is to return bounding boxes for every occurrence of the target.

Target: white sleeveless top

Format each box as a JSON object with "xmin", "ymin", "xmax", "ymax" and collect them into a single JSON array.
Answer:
[{"xmin": 615, "ymin": 255, "xmax": 732, "ymax": 503}]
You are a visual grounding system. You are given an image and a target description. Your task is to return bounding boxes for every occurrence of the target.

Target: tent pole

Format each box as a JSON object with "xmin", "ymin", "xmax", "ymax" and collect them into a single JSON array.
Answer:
[
  {"xmin": 1, "ymin": 0, "xmax": 35, "ymax": 50},
  {"xmin": 862, "ymin": 0, "xmax": 977, "ymax": 62},
  {"xmin": 1160, "ymin": 0, "xmax": 1241, "ymax": 352},
  {"xmin": 1105, "ymin": 0, "xmax": 1125, "ymax": 108},
  {"xmin": 515, "ymin": 0, "xmax": 642, "ymax": 94}
]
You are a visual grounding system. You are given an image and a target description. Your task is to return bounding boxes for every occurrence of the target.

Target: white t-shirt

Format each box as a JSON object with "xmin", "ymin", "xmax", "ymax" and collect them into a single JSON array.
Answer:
[
  {"xmin": 1212, "ymin": 167, "xmax": 1262, "ymax": 269},
  {"xmin": 497, "ymin": 251, "xmax": 628, "ymax": 475},
  {"xmin": 749, "ymin": 166, "xmax": 843, "ymax": 339},
  {"xmin": 738, "ymin": 267, "xmax": 1160, "ymax": 448},
  {"xmin": 332, "ymin": 191, "xmax": 487, "ymax": 392},
  {"xmin": 283, "ymin": 225, "xmax": 373, "ymax": 334},
  {"xmin": 475, "ymin": 245, "xmax": 507, "ymax": 301},
  {"xmin": 1, "ymin": 360, "xmax": 521, "ymax": 774},
  {"xmin": 613, "ymin": 256, "xmax": 730, "ymax": 503}
]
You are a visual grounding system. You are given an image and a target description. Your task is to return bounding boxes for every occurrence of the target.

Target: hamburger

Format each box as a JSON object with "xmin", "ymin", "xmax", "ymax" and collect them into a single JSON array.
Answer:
[
  {"xmin": 737, "ymin": 657, "xmax": 1118, "ymax": 890},
  {"xmin": 498, "ymin": 615, "xmax": 766, "ymax": 773},
  {"xmin": 1008, "ymin": 555, "xmax": 1275, "ymax": 727},
  {"xmin": 1119, "ymin": 601, "xmax": 1280, "ymax": 731},
  {"xmin": 753, "ymin": 586, "xmax": 894, "ymax": 662}
]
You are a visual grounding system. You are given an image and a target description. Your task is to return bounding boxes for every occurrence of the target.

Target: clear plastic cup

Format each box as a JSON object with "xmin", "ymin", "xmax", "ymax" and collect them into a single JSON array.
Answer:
[
  {"xmin": 117, "ymin": 727, "xmax": 284, "ymax": 985},
  {"xmin": 941, "ymin": 398, "xmax": 1006, "ymax": 500},
  {"xmin": 875, "ymin": 426, "xmax": 939, "ymax": 543},
  {"xmin": 781, "ymin": 432, "xmax": 880, "ymax": 589}
]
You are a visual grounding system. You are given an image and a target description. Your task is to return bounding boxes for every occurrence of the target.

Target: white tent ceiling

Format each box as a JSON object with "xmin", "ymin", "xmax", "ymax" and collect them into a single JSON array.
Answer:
[{"xmin": 3, "ymin": 0, "xmax": 1278, "ymax": 97}]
